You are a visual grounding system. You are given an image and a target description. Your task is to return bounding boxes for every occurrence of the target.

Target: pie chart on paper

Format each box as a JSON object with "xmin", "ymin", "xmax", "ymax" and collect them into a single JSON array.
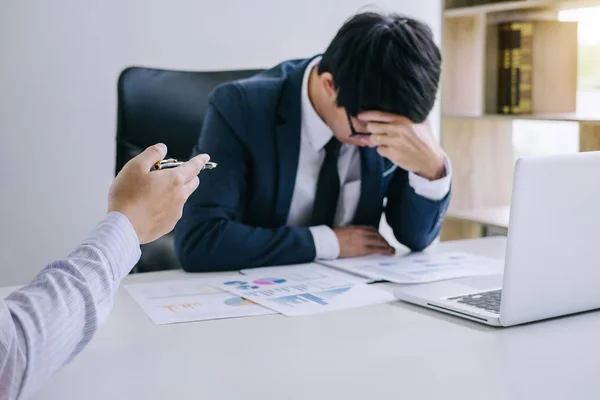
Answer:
[
  {"xmin": 224, "ymin": 297, "xmax": 256, "ymax": 307},
  {"xmin": 253, "ymin": 278, "xmax": 287, "ymax": 285}
]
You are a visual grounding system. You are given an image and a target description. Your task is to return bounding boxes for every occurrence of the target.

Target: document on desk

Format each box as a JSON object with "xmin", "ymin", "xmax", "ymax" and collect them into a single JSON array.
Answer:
[
  {"xmin": 240, "ymin": 262, "xmax": 375, "ymax": 284},
  {"xmin": 317, "ymin": 252, "xmax": 504, "ymax": 284},
  {"xmin": 125, "ymin": 279, "xmax": 276, "ymax": 325},
  {"xmin": 217, "ymin": 273, "xmax": 394, "ymax": 317}
]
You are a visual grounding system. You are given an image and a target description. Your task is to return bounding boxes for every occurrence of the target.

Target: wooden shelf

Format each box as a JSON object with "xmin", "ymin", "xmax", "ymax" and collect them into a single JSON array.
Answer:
[
  {"xmin": 442, "ymin": 15, "xmax": 578, "ymax": 116},
  {"xmin": 445, "ymin": 1, "xmax": 556, "ymax": 18},
  {"xmin": 440, "ymin": 0, "xmax": 600, "ymax": 242},
  {"xmin": 447, "ymin": 206, "xmax": 511, "ymax": 229},
  {"xmin": 441, "ymin": 206, "xmax": 510, "ymax": 241},
  {"xmin": 446, "ymin": 0, "xmax": 600, "ymax": 18},
  {"xmin": 442, "ymin": 113, "xmax": 600, "ymax": 123}
]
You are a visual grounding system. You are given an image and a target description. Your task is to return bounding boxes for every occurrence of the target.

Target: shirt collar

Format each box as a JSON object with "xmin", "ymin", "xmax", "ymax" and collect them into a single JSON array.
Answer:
[{"xmin": 301, "ymin": 56, "xmax": 333, "ymax": 152}]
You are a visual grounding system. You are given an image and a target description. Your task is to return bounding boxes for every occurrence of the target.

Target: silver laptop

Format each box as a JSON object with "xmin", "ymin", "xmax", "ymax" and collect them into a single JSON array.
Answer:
[{"xmin": 394, "ymin": 151, "xmax": 600, "ymax": 327}]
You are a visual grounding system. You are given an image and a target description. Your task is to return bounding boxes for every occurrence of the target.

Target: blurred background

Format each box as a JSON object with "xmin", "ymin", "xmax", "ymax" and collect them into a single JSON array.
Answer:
[
  {"xmin": 513, "ymin": 5, "xmax": 600, "ymax": 161},
  {"xmin": 1, "ymin": 0, "xmax": 598, "ymax": 285},
  {"xmin": 0, "ymin": 0, "xmax": 441, "ymax": 285},
  {"xmin": 440, "ymin": 0, "xmax": 600, "ymax": 241}
]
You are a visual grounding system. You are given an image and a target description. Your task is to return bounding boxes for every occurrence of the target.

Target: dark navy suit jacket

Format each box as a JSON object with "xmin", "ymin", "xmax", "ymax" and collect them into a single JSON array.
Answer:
[{"xmin": 174, "ymin": 57, "xmax": 451, "ymax": 272}]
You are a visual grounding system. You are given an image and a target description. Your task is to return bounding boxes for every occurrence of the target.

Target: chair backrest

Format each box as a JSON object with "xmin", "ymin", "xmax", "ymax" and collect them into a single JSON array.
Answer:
[
  {"xmin": 115, "ymin": 66, "xmax": 262, "ymax": 273},
  {"xmin": 116, "ymin": 66, "xmax": 263, "ymax": 174}
]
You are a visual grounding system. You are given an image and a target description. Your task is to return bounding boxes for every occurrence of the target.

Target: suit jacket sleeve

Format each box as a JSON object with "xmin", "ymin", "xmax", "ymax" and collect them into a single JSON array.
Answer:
[
  {"xmin": 384, "ymin": 167, "xmax": 451, "ymax": 252},
  {"xmin": 174, "ymin": 84, "xmax": 316, "ymax": 272}
]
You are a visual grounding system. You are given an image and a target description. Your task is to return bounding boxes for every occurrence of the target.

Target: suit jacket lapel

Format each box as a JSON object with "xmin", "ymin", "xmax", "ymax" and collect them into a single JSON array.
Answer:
[
  {"xmin": 272, "ymin": 59, "xmax": 313, "ymax": 226},
  {"xmin": 354, "ymin": 147, "xmax": 384, "ymax": 225}
]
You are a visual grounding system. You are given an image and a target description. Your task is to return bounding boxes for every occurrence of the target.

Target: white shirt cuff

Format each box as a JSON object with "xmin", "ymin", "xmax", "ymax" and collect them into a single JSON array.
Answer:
[
  {"xmin": 408, "ymin": 156, "xmax": 452, "ymax": 201},
  {"xmin": 308, "ymin": 225, "xmax": 340, "ymax": 260}
]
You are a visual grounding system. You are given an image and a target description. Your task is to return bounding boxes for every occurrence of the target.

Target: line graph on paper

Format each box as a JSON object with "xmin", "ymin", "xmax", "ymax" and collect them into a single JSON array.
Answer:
[{"xmin": 125, "ymin": 278, "xmax": 276, "ymax": 325}]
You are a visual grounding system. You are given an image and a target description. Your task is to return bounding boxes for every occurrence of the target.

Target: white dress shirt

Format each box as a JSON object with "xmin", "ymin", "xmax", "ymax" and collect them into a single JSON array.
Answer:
[
  {"xmin": 286, "ymin": 56, "xmax": 451, "ymax": 260},
  {"xmin": 0, "ymin": 212, "xmax": 141, "ymax": 400}
]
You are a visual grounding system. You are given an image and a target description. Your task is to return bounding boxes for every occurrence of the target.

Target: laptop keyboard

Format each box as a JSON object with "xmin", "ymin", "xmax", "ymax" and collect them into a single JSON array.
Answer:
[{"xmin": 448, "ymin": 289, "xmax": 502, "ymax": 314}]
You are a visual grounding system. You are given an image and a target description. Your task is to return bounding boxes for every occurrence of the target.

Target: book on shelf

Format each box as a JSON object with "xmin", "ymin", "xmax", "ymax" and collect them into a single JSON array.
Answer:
[{"xmin": 497, "ymin": 21, "xmax": 533, "ymax": 115}]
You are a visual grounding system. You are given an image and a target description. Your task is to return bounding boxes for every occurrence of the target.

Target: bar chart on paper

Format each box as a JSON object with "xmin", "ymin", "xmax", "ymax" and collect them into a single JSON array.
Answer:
[
  {"xmin": 271, "ymin": 287, "xmax": 352, "ymax": 307},
  {"xmin": 319, "ymin": 252, "xmax": 504, "ymax": 283},
  {"xmin": 274, "ymin": 294, "xmax": 329, "ymax": 306},
  {"xmin": 219, "ymin": 275, "xmax": 392, "ymax": 316}
]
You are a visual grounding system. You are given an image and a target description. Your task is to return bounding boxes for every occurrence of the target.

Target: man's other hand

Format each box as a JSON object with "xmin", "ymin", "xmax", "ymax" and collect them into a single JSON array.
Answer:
[{"xmin": 334, "ymin": 226, "xmax": 395, "ymax": 258}]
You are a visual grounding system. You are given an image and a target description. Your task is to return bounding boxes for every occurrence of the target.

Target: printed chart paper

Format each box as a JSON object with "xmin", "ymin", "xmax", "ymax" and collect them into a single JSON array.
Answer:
[
  {"xmin": 241, "ymin": 262, "xmax": 374, "ymax": 284},
  {"xmin": 125, "ymin": 278, "xmax": 276, "ymax": 325},
  {"xmin": 318, "ymin": 252, "xmax": 504, "ymax": 284},
  {"xmin": 218, "ymin": 274, "xmax": 394, "ymax": 317}
]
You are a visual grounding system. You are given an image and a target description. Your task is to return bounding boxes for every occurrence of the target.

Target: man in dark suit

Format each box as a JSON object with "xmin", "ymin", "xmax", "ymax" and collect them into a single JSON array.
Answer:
[{"xmin": 175, "ymin": 11, "xmax": 452, "ymax": 272}]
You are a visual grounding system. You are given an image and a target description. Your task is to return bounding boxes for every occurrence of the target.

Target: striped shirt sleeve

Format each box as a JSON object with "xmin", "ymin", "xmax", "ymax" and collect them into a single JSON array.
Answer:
[{"xmin": 0, "ymin": 212, "xmax": 141, "ymax": 400}]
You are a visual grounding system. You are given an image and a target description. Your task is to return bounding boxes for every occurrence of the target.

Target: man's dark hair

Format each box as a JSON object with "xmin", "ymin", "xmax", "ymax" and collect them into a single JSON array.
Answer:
[{"xmin": 318, "ymin": 12, "xmax": 441, "ymax": 123}]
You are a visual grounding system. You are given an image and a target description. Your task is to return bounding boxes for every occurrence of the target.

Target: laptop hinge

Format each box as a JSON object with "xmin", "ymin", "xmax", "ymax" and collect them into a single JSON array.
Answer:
[{"xmin": 426, "ymin": 303, "xmax": 489, "ymax": 322}]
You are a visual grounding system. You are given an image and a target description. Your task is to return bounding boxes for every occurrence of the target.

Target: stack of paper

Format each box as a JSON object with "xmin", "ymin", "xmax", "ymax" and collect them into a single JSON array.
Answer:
[
  {"xmin": 215, "ymin": 273, "xmax": 394, "ymax": 317},
  {"xmin": 318, "ymin": 252, "xmax": 504, "ymax": 284},
  {"xmin": 126, "ymin": 251, "xmax": 503, "ymax": 325}
]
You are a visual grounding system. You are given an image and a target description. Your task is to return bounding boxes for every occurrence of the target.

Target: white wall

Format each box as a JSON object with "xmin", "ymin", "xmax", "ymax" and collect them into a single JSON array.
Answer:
[{"xmin": 0, "ymin": 0, "xmax": 442, "ymax": 285}]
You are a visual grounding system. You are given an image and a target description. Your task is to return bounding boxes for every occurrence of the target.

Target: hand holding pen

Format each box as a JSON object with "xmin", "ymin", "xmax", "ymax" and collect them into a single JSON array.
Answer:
[{"xmin": 109, "ymin": 144, "xmax": 210, "ymax": 243}]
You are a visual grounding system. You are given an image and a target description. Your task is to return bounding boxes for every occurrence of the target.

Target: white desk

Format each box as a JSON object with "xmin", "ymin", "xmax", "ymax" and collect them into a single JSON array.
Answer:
[{"xmin": 9, "ymin": 237, "xmax": 600, "ymax": 400}]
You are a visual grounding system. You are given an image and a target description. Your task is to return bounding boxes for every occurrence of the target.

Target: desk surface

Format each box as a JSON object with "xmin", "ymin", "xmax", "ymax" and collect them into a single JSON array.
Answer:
[{"xmin": 8, "ymin": 237, "xmax": 600, "ymax": 400}]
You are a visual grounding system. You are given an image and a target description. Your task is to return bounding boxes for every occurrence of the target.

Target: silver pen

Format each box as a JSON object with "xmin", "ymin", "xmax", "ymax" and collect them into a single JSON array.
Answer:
[{"xmin": 151, "ymin": 159, "xmax": 218, "ymax": 171}]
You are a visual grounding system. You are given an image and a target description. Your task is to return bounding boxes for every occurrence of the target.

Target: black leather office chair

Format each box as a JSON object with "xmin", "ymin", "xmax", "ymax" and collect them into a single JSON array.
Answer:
[{"xmin": 115, "ymin": 66, "xmax": 262, "ymax": 273}]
